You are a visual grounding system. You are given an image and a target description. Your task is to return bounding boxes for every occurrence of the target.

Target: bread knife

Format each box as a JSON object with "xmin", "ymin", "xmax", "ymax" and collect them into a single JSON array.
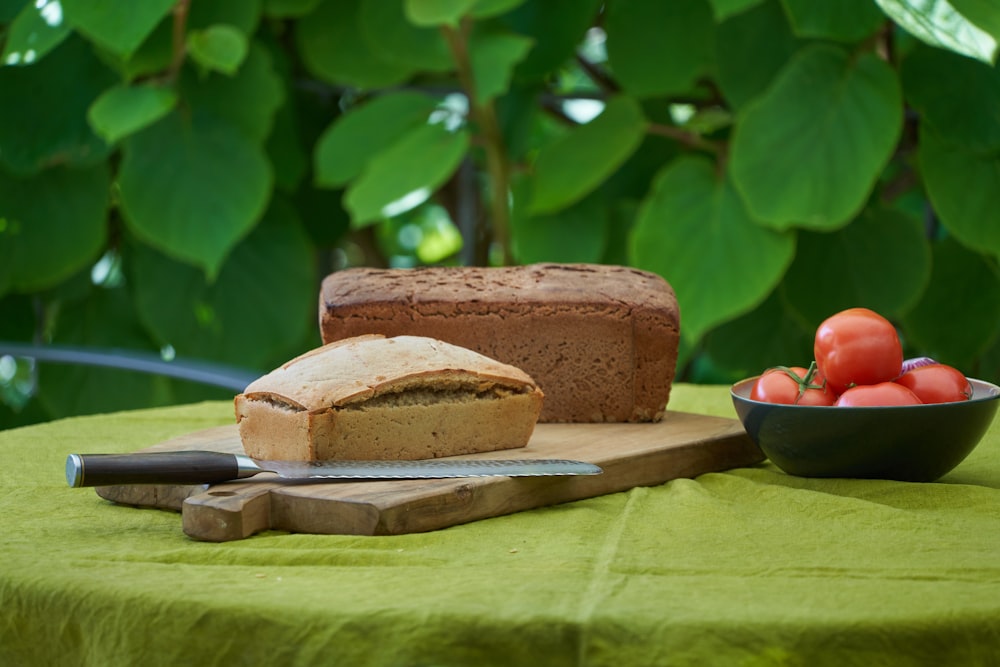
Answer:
[{"xmin": 65, "ymin": 451, "xmax": 603, "ymax": 487}]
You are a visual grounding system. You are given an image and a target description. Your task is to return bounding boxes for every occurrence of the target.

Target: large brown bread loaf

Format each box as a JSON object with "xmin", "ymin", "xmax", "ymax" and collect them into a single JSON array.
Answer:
[
  {"xmin": 319, "ymin": 264, "xmax": 680, "ymax": 423},
  {"xmin": 235, "ymin": 335, "xmax": 544, "ymax": 461}
]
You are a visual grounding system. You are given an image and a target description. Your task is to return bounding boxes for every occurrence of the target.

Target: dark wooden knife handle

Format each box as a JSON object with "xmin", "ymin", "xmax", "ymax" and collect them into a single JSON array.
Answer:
[{"xmin": 66, "ymin": 451, "xmax": 240, "ymax": 487}]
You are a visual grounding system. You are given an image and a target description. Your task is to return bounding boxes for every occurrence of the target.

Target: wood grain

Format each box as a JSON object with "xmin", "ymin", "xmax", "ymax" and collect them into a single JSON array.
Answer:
[{"xmin": 96, "ymin": 411, "xmax": 763, "ymax": 541}]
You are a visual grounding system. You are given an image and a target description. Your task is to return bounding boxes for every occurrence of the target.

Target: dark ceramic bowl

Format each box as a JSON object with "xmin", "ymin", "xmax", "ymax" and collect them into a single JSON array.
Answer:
[{"xmin": 731, "ymin": 376, "xmax": 1000, "ymax": 482}]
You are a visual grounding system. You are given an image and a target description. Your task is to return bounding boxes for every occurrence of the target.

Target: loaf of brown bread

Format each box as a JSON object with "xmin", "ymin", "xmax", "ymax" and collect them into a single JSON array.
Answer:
[
  {"xmin": 234, "ymin": 334, "xmax": 544, "ymax": 461},
  {"xmin": 319, "ymin": 264, "xmax": 680, "ymax": 423}
]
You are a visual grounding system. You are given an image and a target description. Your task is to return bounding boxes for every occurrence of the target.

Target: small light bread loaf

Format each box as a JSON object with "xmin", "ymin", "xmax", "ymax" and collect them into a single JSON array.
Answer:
[{"xmin": 234, "ymin": 334, "xmax": 544, "ymax": 461}]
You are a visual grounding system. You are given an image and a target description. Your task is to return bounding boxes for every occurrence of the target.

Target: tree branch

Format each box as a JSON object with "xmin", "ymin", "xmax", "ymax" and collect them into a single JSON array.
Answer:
[
  {"xmin": 646, "ymin": 122, "xmax": 724, "ymax": 156},
  {"xmin": 575, "ymin": 54, "xmax": 621, "ymax": 95},
  {"xmin": 441, "ymin": 20, "xmax": 513, "ymax": 266},
  {"xmin": 879, "ymin": 167, "xmax": 918, "ymax": 204},
  {"xmin": 166, "ymin": 0, "xmax": 191, "ymax": 83}
]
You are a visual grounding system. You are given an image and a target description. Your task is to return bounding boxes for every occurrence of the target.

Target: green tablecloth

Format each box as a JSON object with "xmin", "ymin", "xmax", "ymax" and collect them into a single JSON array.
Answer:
[{"xmin": 2, "ymin": 385, "xmax": 999, "ymax": 666}]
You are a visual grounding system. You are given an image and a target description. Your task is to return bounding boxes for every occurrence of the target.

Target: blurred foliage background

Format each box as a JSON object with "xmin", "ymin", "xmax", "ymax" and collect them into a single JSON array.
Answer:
[{"xmin": 2, "ymin": 0, "xmax": 1000, "ymax": 429}]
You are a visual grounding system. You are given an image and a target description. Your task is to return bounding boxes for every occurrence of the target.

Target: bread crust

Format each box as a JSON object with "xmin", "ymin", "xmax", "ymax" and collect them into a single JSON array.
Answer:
[
  {"xmin": 319, "ymin": 264, "xmax": 680, "ymax": 422},
  {"xmin": 235, "ymin": 335, "xmax": 544, "ymax": 461}
]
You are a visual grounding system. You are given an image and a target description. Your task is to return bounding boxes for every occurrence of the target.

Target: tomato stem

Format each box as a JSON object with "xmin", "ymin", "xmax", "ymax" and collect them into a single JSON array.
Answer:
[{"xmin": 767, "ymin": 362, "xmax": 827, "ymax": 401}]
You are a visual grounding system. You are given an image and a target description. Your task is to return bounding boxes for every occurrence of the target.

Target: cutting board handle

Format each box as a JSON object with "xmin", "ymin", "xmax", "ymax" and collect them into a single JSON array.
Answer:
[{"xmin": 66, "ymin": 451, "xmax": 240, "ymax": 487}]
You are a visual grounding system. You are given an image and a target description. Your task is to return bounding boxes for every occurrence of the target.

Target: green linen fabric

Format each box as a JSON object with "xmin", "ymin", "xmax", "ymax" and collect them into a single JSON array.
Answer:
[{"xmin": 2, "ymin": 385, "xmax": 1000, "ymax": 667}]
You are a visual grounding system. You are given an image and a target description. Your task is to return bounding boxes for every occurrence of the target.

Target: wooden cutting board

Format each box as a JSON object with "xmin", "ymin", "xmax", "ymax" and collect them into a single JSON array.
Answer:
[{"xmin": 96, "ymin": 410, "xmax": 762, "ymax": 541}]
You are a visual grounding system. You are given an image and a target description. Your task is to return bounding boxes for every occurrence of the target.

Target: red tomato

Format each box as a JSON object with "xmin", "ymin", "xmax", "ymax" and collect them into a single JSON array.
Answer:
[
  {"xmin": 750, "ymin": 366, "xmax": 835, "ymax": 406},
  {"xmin": 834, "ymin": 382, "xmax": 922, "ymax": 407},
  {"xmin": 894, "ymin": 364, "xmax": 972, "ymax": 404},
  {"xmin": 814, "ymin": 308, "xmax": 903, "ymax": 394}
]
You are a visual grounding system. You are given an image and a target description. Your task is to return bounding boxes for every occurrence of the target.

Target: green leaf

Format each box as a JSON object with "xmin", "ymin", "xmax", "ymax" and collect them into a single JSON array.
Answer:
[
  {"xmin": 404, "ymin": 0, "xmax": 477, "ymax": 26},
  {"xmin": 0, "ymin": 396, "xmax": 50, "ymax": 431},
  {"xmin": 873, "ymin": 0, "xmax": 997, "ymax": 64},
  {"xmin": 0, "ymin": 165, "xmax": 109, "ymax": 293},
  {"xmin": 0, "ymin": 294, "xmax": 44, "ymax": 423},
  {"xmin": 469, "ymin": 30, "xmax": 534, "ymax": 102},
  {"xmin": 630, "ymin": 156, "xmax": 796, "ymax": 344},
  {"xmin": 414, "ymin": 208, "xmax": 464, "ymax": 263},
  {"xmin": 493, "ymin": 83, "xmax": 544, "ymax": 162},
  {"xmin": 378, "ymin": 203, "xmax": 464, "ymax": 263},
  {"xmin": 781, "ymin": 0, "xmax": 887, "ymax": 41},
  {"xmin": 900, "ymin": 236, "xmax": 1000, "ymax": 369},
  {"xmin": 360, "ymin": 0, "xmax": 453, "ymax": 72},
  {"xmin": 708, "ymin": 0, "xmax": 767, "ymax": 23},
  {"xmin": 600, "ymin": 133, "xmax": 681, "ymax": 202},
  {"xmin": 36, "ymin": 286, "xmax": 174, "ymax": 419},
  {"xmin": 605, "ymin": 0, "xmax": 715, "ymax": 99},
  {"xmin": 296, "ymin": 0, "xmax": 411, "ymax": 88},
  {"xmin": 187, "ymin": 24, "xmax": 249, "ymax": 76},
  {"xmin": 1, "ymin": 0, "xmax": 71, "ymax": 66},
  {"xmin": 0, "ymin": 293, "xmax": 36, "ymax": 343},
  {"xmin": 471, "ymin": 0, "xmax": 528, "ymax": 18},
  {"xmin": 980, "ymin": 327, "xmax": 1000, "ymax": 383},
  {"xmin": 528, "ymin": 95, "xmax": 647, "ymax": 214},
  {"xmin": 344, "ymin": 124, "xmax": 470, "ymax": 226},
  {"xmin": 61, "ymin": 0, "xmax": 175, "ymax": 57},
  {"xmin": 295, "ymin": 187, "xmax": 351, "ymax": 246},
  {"xmin": 703, "ymin": 290, "xmax": 814, "ymax": 377},
  {"xmin": 188, "ymin": 0, "xmax": 262, "ymax": 35},
  {"xmin": 0, "ymin": 233, "xmax": 12, "ymax": 296},
  {"xmin": 781, "ymin": 207, "xmax": 931, "ymax": 328},
  {"xmin": 0, "ymin": 0, "xmax": 26, "ymax": 22},
  {"xmin": 267, "ymin": 92, "xmax": 309, "ymax": 193},
  {"xmin": 403, "ymin": 0, "xmax": 538, "ymax": 25},
  {"xmin": 678, "ymin": 108, "xmax": 733, "ymax": 136},
  {"xmin": 511, "ymin": 183, "xmax": 609, "ymax": 263},
  {"xmin": 98, "ymin": 15, "xmax": 173, "ymax": 82},
  {"xmin": 314, "ymin": 92, "xmax": 440, "ymax": 188},
  {"xmin": 119, "ymin": 111, "xmax": 273, "ymax": 278},
  {"xmin": 708, "ymin": 0, "xmax": 764, "ymax": 20},
  {"xmin": 920, "ymin": 128, "xmax": 1000, "ymax": 260},
  {"xmin": 180, "ymin": 42, "xmax": 285, "ymax": 142},
  {"xmin": 263, "ymin": 0, "xmax": 321, "ymax": 17},
  {"xmin": 500, "ymin": 0, "xmax": 603, "ymax": 81},
  {"xmin": 950, "ymin": 0, "xmax": 1000, "ymax": 42},
  {"xmin": 716, "ymin": 0, "xmax": 802, "ymax": 109},
  {"xmin": 130, "ymin": 197, "xmax": 316, "ymax": 370},
  {"xmin": 901, "ymin": 43, "xmax": 1000, "ymax": 152},
  {"xmin": 87, "ymin": 84, "xmax": 178, "ymax": 145},
  {"xmin": 730, "ymin": 44, "xmax": 903, "ymax": 230},
  {"xmin": 0, "ymin": 36, "xmax": 115, "ymax": 175}
]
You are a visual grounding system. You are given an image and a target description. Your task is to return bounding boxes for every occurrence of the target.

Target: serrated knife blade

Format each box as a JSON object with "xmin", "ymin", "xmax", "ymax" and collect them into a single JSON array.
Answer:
[{"xmin": 65, "ymin": 451, "xmax": 603, "ymax": 487}]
